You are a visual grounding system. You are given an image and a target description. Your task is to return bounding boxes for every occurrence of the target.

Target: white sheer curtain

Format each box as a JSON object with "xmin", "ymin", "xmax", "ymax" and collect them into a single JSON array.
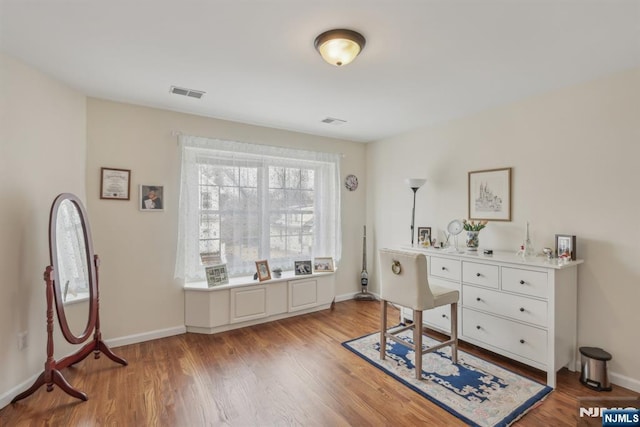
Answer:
[{"xmin": 175, "ymin": 135, "xmax": 342, "ymax": 282}]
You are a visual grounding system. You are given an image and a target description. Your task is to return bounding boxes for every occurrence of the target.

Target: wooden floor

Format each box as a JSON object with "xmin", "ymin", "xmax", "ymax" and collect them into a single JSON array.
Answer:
[{"xmin": 1, "ymin": 300, "xmax": 637, "ymax": 426}]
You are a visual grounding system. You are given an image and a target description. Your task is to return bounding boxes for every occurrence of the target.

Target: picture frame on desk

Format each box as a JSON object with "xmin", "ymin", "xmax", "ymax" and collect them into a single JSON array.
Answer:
[
  {"xmin": 294, "ymin": 260, "xmax": 312, "ymax": 275},
  {"xmin": 205, "ymin": 264, "xmax": 229, "ymax": 287},
  {"xmin": 417, "ymin": 227, "xmax": 432, "ymax": 247},
  {"xmin": 313, "ymin": 257, "xmax": 334, "ymax": 272},
  {"xmin": 255, "ymin": 260, "xmax": 271, "ymax": 281},
  {"xmin": 555, "ymin": 234, "xmax": 576, "ymax": 260},
  {"xmin": 468, "ymin": 167, "xmax": 511, "ymax": 221}
]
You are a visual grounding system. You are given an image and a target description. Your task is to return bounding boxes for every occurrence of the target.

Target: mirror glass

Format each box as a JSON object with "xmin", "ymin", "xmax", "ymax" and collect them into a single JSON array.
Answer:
[
  {"xmin": 56, "ymin": 200, "xmax": 90, "ymax": 305},
  {"xmin": 50, "ymin": 194, "xmax": 97, "ymax": 344}
]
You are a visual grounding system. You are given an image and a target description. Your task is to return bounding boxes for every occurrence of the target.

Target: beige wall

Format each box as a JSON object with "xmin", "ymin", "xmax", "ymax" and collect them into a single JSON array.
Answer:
[
  {"xmin": 86, "ymin": 99, "xmax": 367, "ymax": 340},
  {"xmin": 366, "ymin": 68, "xmax": 640, "ymax": 389},
  {"xmin": 0, "ymin": 53, "xmax": 87, "ymax": 400}
]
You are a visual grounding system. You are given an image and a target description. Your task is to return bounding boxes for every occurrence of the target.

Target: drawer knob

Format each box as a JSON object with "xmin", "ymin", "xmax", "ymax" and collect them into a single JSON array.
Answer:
[
  {"xmin": 476, "ymin": 325, "xmax": 481, "ymax": 330},
  {"xmin": 519, "ymin": 280, "xmax": 525, "ymax": 285},
  {"xmin": 520, "ymin": 339, "xmax": 525, "ymax": 344},
  {"xmin": 441, "ymin": 314, "xmax": 447, "ymax": 318},
  {"xmin": 476, "ymin": 272, "xmax": 481, "ymax": 277},
  {"xmin": 519, "ymin": 307, "xmax": 525, "ymax": 312},
  {"xmin": 442, "ymin": 267, "xmax": 447, "ymax": 271},
  {"xmin": 476, "ymin": 297, "xmax": 481, "ymax": 302}
]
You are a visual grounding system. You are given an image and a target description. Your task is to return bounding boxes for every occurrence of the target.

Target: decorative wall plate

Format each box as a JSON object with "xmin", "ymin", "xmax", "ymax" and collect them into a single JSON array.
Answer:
[{"xmin": 345, "ymin": 174, "xmax": 358, "ymax": 191}]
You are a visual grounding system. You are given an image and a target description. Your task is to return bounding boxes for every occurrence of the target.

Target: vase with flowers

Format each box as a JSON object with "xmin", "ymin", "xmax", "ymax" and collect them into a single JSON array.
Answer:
[{"xmin": 463, "ymin": 219, "xmax": 488, "ymax": 251}]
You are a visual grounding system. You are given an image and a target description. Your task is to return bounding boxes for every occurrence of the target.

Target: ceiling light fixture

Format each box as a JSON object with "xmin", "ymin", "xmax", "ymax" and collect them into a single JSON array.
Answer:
[{"xmin": 314, "ymin": 29, "xmax": 366, "ymax": 67}]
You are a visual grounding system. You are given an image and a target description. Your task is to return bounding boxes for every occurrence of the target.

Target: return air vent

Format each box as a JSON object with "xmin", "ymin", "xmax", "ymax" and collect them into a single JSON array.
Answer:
[
  {"xmin": 321, "ymin": 117, "xmax": 347, "ymax": 125},
  {"xmin": 170, "ymin": 86, "xmax": 206, "ymax": 99}
]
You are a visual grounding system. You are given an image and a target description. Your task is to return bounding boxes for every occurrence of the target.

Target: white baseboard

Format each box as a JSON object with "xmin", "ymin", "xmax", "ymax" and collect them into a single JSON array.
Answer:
[
  {"xmin": 335, "ymin": 291, "xmax": 380, "ymax": 302},
  {"xmin": 105, "ymin": 325, "xmax": 186, "ymax": 348},
  {"xmin": 610, "ymin": 371, "xmax": 640, "ymax": 393}
]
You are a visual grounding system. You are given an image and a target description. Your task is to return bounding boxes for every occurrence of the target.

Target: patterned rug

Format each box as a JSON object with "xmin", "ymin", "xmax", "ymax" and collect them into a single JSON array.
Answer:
[{"xmin": 342, "ymin": 327, "xmax": 552, "ymax": 427}]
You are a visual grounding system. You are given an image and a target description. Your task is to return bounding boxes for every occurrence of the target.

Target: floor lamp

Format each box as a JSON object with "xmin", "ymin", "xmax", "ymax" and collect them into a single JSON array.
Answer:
[{"xmin": 405, "ymin": 178, "xmax": 426, "ymax": 246}]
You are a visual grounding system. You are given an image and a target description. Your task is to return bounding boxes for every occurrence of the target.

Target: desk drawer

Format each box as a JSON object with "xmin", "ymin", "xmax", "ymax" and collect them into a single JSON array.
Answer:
[
  {"xmin": 423, "ymin": 305, "xmax": 454, "ymax": 333},
  {"xmin": 502, "ymin": 267, "xmax": 548, "ymax": 298},
  {"xmin": 430, "ymin": 257, "xmax": 461, "ymax": 281},
  {"xmin": 463, "ymin": 308, "xmax": 547, "ymax": 365},
  {"xmin": 463, "ymin": 261, "xmax": 499, "ymax": 289},
  {"xmin": 463, "ymin": 285, "xmax": 547, "ymax": 328}
]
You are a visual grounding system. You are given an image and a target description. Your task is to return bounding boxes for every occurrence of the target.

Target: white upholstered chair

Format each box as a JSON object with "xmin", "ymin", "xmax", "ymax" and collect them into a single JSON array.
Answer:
[{"xmin": 378, "ymin": 248, "xmax": 459, "ymax": 379}]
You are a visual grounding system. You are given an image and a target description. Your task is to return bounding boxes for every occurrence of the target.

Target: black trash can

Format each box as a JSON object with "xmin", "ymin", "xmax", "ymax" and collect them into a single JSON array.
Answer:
[{"xmin": 579, "ymin": 346, "xmax": 612, "ymax": 391}]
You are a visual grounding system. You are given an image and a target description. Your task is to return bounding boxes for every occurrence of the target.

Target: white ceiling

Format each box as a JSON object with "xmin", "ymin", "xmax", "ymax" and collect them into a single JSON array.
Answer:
[{"xmin": 1, "ymin": 0, "xmax": 639, "ymax": 142}]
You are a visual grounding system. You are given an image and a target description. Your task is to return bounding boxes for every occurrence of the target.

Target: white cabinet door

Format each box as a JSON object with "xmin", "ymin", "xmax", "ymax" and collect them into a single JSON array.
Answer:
[
  {"xmin": 289, "ymin": 279, "xmax": 318, "ymax": 312},
  {"xmin": 230, "ymin": 286, "xmax": 267, "ymax": 323}
]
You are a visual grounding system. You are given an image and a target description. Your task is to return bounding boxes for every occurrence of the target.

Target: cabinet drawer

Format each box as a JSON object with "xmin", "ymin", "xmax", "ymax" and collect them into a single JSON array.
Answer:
[
  {"xmin": 462, "ymin": 308, "xmax": 547, "ymax": 365},
  {"xmin": 502, "ymin": 267, "xmax": 548, "ymax": 298},
  {"xmin": 401, "ymin": 305, "xmax": 455, "ymax": 334},
  {"xmin": 462, "ymin": 262, "xmax": 499, "ymax": 289},
  {"xmin": 430, "ymin": 257, "xmax": 461, "ymax": 281},
  {"xmin": 463, "ymin": 285, "xmax": 547, "ymax": 328},
  {"xmin": 424, "ymin": 305, "xmax": 455, "ymax": 333}
]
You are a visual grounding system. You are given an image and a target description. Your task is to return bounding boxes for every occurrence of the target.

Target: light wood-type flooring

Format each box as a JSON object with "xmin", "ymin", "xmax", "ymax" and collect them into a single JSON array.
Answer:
[{"xmin": 1, "ymin": 300, "xmax": 638, "ymax": 426}]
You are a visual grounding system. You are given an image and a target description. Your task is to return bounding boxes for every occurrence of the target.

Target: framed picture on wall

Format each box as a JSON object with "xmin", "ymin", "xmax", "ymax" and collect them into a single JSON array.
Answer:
[
  {"xmin": 139, "ymin": 185, "xmax": 164, "ymax": 211},
  {"xmin": 555, "ymin": 234, "xmax": 576, "ymax": 260},
  {"xmin": 468, "ymin": 167, "xmax": 512, "ymax": 221},
  {"xmin": 100, "ymin": 167, "xmax": 131, "ymax": 200}
]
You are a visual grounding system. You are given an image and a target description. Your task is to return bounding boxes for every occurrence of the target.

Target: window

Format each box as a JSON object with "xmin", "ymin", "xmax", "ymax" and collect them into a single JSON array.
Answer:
[{"xmin": 176, "ymin": 136, "xmax": 341, "ymax": 282}]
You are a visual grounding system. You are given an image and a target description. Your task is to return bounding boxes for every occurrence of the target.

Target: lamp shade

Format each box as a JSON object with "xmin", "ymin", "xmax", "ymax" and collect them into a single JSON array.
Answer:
[
  {"xmin": 405, "ymin": 178, "xmax": 427, "ymax": 189},
  {"xmin": 314, "ymin": 29, "xmax": 366, "ymax": 67}
]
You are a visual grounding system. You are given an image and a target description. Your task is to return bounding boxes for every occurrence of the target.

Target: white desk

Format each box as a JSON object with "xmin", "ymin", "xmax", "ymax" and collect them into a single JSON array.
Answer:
[{"xmin": 400, "ymin": 247, "xmax": 583, "ymax": 388}]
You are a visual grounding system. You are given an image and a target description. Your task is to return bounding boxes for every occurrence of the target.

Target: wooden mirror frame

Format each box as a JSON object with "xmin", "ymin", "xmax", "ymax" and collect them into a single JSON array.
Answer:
[
  {"xmin": 49, "ymin": 193, "xmax": 98, "ymax": 344},
  {"xmin": 11, "ymin": 193, "xmax": 127, "ymax": 404}
]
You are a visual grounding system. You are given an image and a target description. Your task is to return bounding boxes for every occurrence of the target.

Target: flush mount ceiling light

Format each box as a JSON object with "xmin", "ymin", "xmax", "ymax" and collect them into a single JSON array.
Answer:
[{"xmin": 314, "ymin": 29, "xmax": 366, "ymax": 67}]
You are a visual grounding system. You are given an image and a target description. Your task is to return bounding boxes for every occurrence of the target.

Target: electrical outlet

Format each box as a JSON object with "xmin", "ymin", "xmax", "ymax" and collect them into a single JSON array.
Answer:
[{"xmin": 17, "ymin": 331, "xmax": 28, "ymax": 350}]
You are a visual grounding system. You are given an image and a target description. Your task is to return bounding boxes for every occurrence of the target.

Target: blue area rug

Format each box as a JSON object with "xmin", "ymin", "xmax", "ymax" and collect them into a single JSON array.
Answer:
[{"xmin": 342, "ymin": 327, "xmax": 552, "ymax": 427}]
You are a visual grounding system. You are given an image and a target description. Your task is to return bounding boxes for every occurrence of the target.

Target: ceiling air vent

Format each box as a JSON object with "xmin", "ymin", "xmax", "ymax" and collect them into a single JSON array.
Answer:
[
  {"xmin": 321, "ymin": 117, "xmax": 347, "ymax": 125},
  {"xmin": 170, "ymin": 86, "xmax": 206, "ymax": 99}
]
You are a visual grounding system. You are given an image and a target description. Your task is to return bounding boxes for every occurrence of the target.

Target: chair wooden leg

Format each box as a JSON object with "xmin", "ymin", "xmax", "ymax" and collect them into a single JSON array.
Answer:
[
  {"xmin": 414, "ymin": 309, "xmax": 423, "ymax": 380},
  {"xmin": 451, "ymin": 302, "xmax": 458, "ymax": 364},
  {"xmin": 380, "ymin": 300, "xmax": 388, "ymax": 360}
]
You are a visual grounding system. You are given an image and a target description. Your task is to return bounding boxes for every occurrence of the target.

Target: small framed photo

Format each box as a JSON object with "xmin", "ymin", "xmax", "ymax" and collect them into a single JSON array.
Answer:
[
  {"xmin": 100, "ymin": 167, "xmax": 131, "ymax": 200},
  {"xmin": 417, "ymin": 227, "xmax": 432, "ymax": 247},
  {"xmin": 555, "ymin": 234, "xmax": 576, "ymax": 260},
  {"xmin": 294, "ymin": 260, "xmax": 312, "ymax": 275},
  {"xmin": 313, "ymin": 257, "xmax": 334, "ymax": 272},
  {"xmin": 468, "ymin": 167, "xmax": 512, "ymax": 221},
  {"xmin": 205, "ymin": 264, "xmax": 229, "ymax": 287},
  {"xmin": 255, "ymin": 260, "xmax": 271, "ymax": 281},
  {"xmin": 140, "ymin": 185, "xmax": 164, "ymax": 211}
]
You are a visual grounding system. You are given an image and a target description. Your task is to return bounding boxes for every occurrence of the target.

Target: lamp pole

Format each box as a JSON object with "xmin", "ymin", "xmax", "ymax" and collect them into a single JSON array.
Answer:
[
  {"xmin": 410, "ymin": 186, "xmax": 418, "ymax": 245},
  {"xmin": 405, "ymin": 178, "xmax": 427, "ymax": 246}
]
